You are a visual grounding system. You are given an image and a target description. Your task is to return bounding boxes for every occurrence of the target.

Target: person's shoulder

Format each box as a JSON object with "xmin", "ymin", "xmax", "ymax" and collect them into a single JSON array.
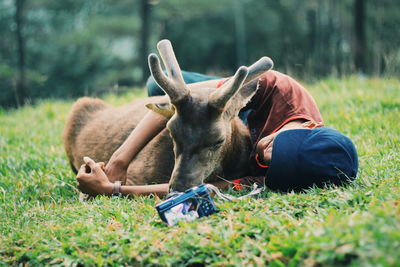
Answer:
[
  {"xmin": 258, "ymin": 70, "xmax": 292, "ymax": 88},
  {"xmin": 260, "ymin": 70, "xmax": 291, "ymax": 79}
]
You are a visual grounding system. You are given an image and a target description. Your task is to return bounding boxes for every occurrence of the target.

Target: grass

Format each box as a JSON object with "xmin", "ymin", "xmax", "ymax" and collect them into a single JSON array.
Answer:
[{"xmin": 0, "ymin": 77, "xmax": 399, "ymax": 266}]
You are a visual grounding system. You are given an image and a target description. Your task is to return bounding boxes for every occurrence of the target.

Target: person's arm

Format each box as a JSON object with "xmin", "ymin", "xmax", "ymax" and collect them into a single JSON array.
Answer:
[
  {"xmin": 78, "ymin": 157, "xmax": 169, "ymax": 196},
  {"xmin": 106, "ymin": 109, "xmax": 168, "ymax": 183},
  {"xmin": 120, "ymin": 183, "xmax": 169, "ymax": 197},
  {"xmin": 77, "ymin": 157, "xmax": 228, "ymax": 197}
]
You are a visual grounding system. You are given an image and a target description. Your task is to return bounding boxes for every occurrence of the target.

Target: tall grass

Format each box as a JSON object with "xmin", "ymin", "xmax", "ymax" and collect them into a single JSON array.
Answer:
[{"xmin": 0, "ymin": 77, "xmax": 399, "ymax": 266}]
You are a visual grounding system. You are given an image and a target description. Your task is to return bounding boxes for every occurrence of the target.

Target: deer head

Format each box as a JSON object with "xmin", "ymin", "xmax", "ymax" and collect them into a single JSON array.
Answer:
[{"xmin": 148, "ymin": 40, "xmax": 273, "ymax": 192}]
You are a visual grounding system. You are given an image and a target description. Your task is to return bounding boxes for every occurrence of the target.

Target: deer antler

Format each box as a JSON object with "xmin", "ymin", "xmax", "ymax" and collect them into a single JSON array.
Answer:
[
  {"xmin": 244, "ymin": 56, "xmax": 273, "ymax": 84},
  {"xmin": 208, "ymin": 57, "xmax": 273, "ymax": 110},
  {"xmin": 209, "ymin": 66, "xmax": 249, "ymax": 110},
  {"xmin": 148, "ymin": 40, "xmax": 189, "ymax": 103},
  {"xmin": 233, "ymin": 56, "xmax": 274, "ymax": 101}
]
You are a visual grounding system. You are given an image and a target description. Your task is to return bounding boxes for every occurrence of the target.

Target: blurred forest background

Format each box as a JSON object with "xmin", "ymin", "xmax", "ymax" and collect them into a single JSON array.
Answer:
[{"xmin": 0, "ymin": 0, "xmax": 399, "ymax": 108}]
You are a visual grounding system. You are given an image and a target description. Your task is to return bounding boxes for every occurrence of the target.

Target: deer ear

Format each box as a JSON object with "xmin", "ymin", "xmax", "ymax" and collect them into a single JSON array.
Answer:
[
  {"xmin": 145, "ymin": 103, "xmax": 175, "ymax": 119},
  {"xmin": 223, "ymin": 57, "xmax": 274, "ymax": 120},
  {"xmin": 223, "ymin": 79, "xmax": 259, "ymax": 121}
]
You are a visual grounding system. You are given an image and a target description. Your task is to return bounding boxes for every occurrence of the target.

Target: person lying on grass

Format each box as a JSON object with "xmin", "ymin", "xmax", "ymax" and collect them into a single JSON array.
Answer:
[{"xmin": 76, "ymin": 70, "xmax": 358, "ymax": 197}]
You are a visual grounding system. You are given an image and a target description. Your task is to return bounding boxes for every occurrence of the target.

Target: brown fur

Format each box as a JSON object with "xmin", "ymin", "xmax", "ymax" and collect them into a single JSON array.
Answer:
[
  {"xmin": 63, "ymin": 96, "xmax": 173, "ymax": 185},
  {"xmin": 63, "ymin": 93, "xmax": 252, "ymax": 187}
]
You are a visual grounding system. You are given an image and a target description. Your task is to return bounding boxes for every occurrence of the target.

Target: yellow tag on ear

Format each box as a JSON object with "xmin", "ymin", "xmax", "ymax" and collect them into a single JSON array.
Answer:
[{"xmin": 145, "ymin": 103, "xmax": 175, "ymax": 119}]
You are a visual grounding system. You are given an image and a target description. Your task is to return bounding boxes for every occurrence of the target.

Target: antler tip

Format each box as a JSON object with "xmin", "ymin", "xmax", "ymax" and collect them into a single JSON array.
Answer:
[
  {"xmin": 157, "ymin": 39, "xmax": 172, "ymax": 50},
  {"xmin": 237, "ymin": 66, "xmax": 249, "ymax": 79},
  {"xmin": 148, "ymin": 53, "xmax": 160, "ymax": 67},
  {"xmin": 259, "ymin": 56, "xmax": 274, "ymax": 70},
  {"xmin": 148, "ymin": 53, "xmax": 158, "ymax": 60}
]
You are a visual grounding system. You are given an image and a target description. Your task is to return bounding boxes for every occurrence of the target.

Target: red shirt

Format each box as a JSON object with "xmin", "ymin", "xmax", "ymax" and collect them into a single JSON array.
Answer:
[{"xmin": 218, "ymin": 70, "xmax": 323, "ymax": 175}]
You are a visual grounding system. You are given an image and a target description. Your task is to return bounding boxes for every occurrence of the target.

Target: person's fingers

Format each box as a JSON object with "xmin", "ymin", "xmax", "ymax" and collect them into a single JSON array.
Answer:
[
  {"xmin": 78, "ymin": 164, "xmax": 86, "ymax": 174},
  {"xmin": 256, "ymin": 135, "xmax": 274, "ymax": 155},
  {"xmin": 83, "ymin": 156, "xmax": 99, "ymax": 173},
  {"xmin": 83, "ymin": 156, "xmax": 95, "ymax": 167},
  {"xmin": 105, "ymin": 161, "xmax": 111, "ymax": 169},
  {"xmin": 256, "ymin": 139, "xmax": 268, "ymax": 156},
  {"xmin": 98, "ymin": 162, "xmax": 105, "ymax": 170},
  {"xmin": 76, "ymin": 172, "xmax": 90, "ymax": 182}
]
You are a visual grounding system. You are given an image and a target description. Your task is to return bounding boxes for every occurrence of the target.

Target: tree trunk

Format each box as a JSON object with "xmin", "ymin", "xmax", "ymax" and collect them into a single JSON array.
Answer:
[
  {"xmin": 140, "ymin": 0, "xmax": 151, "ymax": 84},
  {"xmin": 233, "ymin": 0, "xmax": 247, "ymax": 66},
  {"xmin": 15, "ymin": 0, "xmax": 27, "ymax": 107},
  {"xmin": 354, "ymin": 0, "xmax": 366, "ymax": 73},
  {"xmin": 306, "ymin": 8, "xmax": 316, "ymax": 74}
]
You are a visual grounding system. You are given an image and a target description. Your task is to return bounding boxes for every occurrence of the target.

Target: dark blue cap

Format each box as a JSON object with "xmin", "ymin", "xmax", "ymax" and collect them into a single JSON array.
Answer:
[{"xmin": 265, "ymin": 127, "xmax": 358, "ymax": 191}]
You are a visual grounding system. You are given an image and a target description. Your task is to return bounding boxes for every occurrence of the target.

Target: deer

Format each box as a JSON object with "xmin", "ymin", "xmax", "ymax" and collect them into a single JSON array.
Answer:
[{"xmin": 63, "ymin": 40, "xmax": 273, "ymax": 193}]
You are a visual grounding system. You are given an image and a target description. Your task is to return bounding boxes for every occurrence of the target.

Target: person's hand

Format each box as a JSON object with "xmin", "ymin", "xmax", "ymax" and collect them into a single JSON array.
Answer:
[
  {"xmin": 255, "ymin": 120, "xmax": 307, "ymax": 166},
  {"xmin": 105, "ymin": 156, "xmax": 128, "ymax": 184},
  {"xmin": 76, "ymin": 156, "xmax": 113, "ymax": 196},
  {"xmin": 255, "ymin": 133, "xmax": 277, "ymax": 166}
]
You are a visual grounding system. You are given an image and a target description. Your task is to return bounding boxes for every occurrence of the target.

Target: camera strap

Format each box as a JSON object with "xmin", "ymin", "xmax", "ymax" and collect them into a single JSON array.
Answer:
[{"xmin": 205, "ymin": 183, "xmax": 265, "ymax": 201}]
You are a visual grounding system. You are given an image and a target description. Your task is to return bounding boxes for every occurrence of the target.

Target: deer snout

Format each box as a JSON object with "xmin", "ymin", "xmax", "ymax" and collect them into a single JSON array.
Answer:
[
  {"xmin": 169, "ymin": 173, "xmax": 202, "ymax": 192},
  {"xmin": 168, "ymin": 161, "xmax": 204, "ymax": 192}
]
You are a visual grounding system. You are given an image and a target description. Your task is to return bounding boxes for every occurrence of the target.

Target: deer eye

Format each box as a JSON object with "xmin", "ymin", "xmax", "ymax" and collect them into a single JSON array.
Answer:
[{"xmin": 209, "ymin": 140, "xmax": 224, "ymax": 150}]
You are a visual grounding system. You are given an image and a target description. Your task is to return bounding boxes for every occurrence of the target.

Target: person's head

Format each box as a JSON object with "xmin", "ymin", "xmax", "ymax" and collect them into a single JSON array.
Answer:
[{"xmin": 261, "ymin": 127, "xmax": 358, "ymax": 191}]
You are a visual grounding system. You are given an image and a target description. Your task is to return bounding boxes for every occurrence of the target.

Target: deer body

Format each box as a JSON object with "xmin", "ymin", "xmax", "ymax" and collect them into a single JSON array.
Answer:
[
  {"xmin": 63, "ymin": 96, "xmax": 252, "ymax": 185},
  {"xmin": 63, "ymin": 40, "xmax": 273, "ymax": 192}
]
